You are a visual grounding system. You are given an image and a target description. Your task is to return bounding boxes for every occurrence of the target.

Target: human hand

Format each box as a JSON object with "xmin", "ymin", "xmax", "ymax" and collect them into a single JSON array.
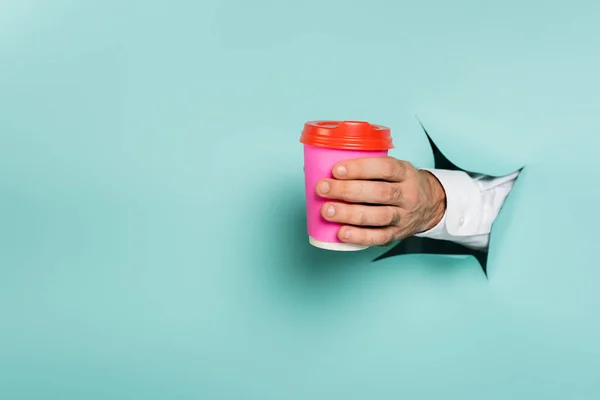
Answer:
[{"xmin": 316, "ymin": 157, "xmax": 446, "ymax": 247}]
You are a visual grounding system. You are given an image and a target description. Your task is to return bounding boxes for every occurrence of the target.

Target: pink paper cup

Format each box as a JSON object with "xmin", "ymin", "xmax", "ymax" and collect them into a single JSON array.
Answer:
[{"xmin": 300, "ymin": 121, "xmax": 394, "ymax": 251}]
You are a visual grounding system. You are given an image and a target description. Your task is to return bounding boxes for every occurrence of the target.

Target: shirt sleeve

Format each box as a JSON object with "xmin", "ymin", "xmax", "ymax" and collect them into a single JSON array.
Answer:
[{"xmin": 414, "ymin": 169, "xmax": 521, "ymax": 251}]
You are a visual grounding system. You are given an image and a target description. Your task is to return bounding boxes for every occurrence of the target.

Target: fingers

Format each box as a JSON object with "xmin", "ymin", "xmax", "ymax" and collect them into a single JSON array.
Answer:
[
  {"xmin": 321, "ymin": 202, "xmax": 400, "ymax": 227},
  {"xmin": 332, "ymin": 157, "xmax": 411, "ymax": 182},
  {"xmin": 316, "ymin": 179, "xmax": 403, "ymax": 205},
  {"xmin": 337, "ymin": 225, "xmax": 398, "ymax": 247}
]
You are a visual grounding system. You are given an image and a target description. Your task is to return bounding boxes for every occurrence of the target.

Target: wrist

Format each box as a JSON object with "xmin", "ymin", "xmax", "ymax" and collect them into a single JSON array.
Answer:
[{"xmin": 421, "ymin": 170, "xmax": 447, "ymax": 231}]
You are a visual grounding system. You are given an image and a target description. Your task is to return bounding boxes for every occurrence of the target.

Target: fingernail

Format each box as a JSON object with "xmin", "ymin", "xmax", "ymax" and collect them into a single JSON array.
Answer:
[
  {"xmin": 336, "ymin": 165, "xmax": 347, "ymax": 177},
  {"xmin": 326, "ymin": 205, "xmax": 335, "ymax": 217},
  {"xmin": 343, "ymin": 229, "xmax": 351, "ymax": 239},
  {"xmin": 320, "ymin": 181, "xmax": 330, "ymax": 194}
]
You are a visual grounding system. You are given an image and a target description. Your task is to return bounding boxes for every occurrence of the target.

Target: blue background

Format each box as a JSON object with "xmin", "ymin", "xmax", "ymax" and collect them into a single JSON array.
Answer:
[{"xmin": 1, "ymin": 0, "xmax": 599, "ymax": 398}]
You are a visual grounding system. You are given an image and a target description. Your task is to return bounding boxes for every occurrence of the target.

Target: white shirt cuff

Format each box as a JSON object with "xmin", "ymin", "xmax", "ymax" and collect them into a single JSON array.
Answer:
[{"xmin": 415, "ymin": 169, "xmax": 488, "ymax": 250}]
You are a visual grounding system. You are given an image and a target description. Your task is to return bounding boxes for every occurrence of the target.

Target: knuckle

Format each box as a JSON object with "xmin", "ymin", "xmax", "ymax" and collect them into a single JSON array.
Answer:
[
  {"xmin": 357, "ymin": 208, "xmax": 369, "ymax": 226},
  {"xmin": 386, "ymin": 184, "xmax": 402, "ymax": 203},
  {"xmin": 395, "ymin": 159, "xmax": 407, "ymax": 175},
  {"xmin": 347, "ymin": 206, "xmax": 367, "ymax": 225},
  {"xmin": 398, "ymin": 160, "xmax": 417, "ymax": 178},
  {"xmin": 398, "ymin": 159, "xmax": 413, "ymax": 170},
  {"xmin": 355, "ymin": 182, "xmax": 365, "ymax": 197}
]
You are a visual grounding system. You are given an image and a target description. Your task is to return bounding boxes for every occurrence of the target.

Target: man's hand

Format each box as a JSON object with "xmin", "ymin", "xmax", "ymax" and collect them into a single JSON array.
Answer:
[{"xmin": 316, "ymin": 157, "xmax": 446, "ymax": 247}]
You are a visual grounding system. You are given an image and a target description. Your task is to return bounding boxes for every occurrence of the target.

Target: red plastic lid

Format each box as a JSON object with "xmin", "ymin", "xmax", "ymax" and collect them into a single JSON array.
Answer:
[{"xmin": 300, "ymin": 120, "xmax": 393, "ymax": 151}]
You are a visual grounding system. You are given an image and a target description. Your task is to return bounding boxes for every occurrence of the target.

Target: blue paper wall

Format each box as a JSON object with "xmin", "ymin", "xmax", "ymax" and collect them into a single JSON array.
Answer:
[{"xmin": 1, "ymin": 0, "xmax": 599, "ymax": 398}]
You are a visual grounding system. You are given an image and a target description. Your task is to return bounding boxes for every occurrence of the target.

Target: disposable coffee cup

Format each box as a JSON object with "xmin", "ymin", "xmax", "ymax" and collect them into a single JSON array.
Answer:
[{"xmin": 299, "ymin": 120, "xmax": 394, "ymax": 251}]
